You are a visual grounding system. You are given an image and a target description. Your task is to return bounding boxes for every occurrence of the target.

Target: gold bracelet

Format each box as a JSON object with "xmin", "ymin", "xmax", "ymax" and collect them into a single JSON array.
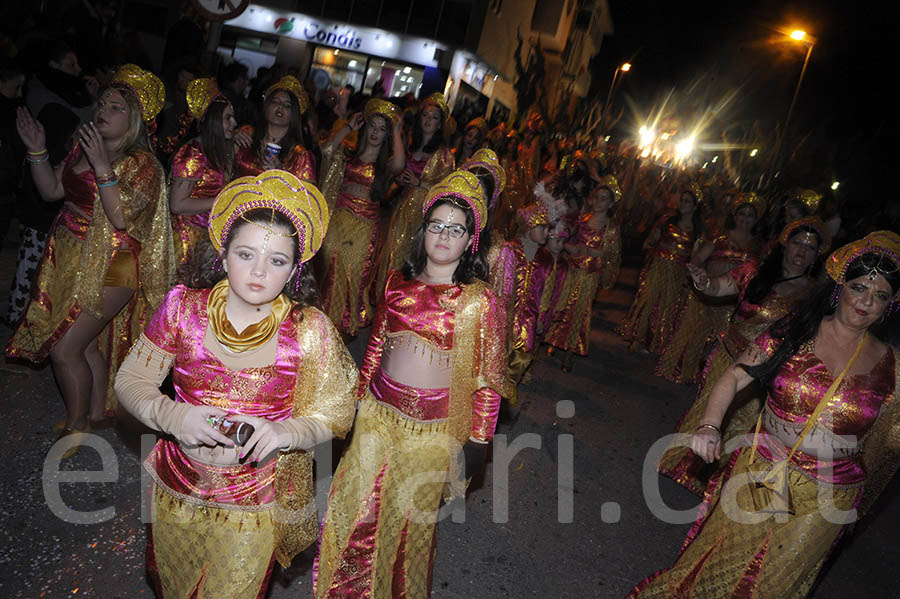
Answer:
[{"xmin": 696, "ymin": 423, "xmax": 721, "ymax": 435}]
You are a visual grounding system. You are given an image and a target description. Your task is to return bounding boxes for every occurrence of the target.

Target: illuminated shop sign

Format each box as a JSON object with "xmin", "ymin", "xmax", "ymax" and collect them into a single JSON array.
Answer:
[{"xmin": 227, "ymin": 4, "xmax": 447, "ymax": 67}]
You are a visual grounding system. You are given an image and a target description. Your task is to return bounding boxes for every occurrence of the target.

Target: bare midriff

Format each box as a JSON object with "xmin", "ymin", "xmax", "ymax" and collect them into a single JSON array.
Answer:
[
  {"xmin": 762, "ymin": 406, "xmax": 861, "ymax": 460},
  {"xmin": 380, "ymin": 331, "xmax": 452, "ymax": 389}
]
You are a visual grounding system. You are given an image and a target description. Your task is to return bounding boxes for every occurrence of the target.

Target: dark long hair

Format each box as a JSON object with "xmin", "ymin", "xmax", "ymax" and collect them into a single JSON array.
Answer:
[
  {"xmin": 252, "ymin": 90, "xmax": 307, "ymax": 162},
  {"xmin": 742, "ymin": 252, "xmax": 900, "ymax": 386},
  {"xmin": 665, "ymin": 195, "xmax": 703, "ymax": 237},
  {"xmin": 179, "ymin": 208, "xmax": 318, "ymax": 308},
  {"xmin": 743, "ymin": 226, "xmax": 824, "ymax": 305},
  {"xmin": 350, "ymin": 113, "xmax": 393, "ymax": 207},
  {"xmin": 410, "ymin": 108, "xmax": 446, "ymax": 155},
  {"xmin": 402, "ymin": 199, "xmax": 488, "ymax": 284},
  {"xmin": 198, "ymin": 99, "xmax": 234, "ymax": 173},
  {"xmin": 453, "ymin": 125, "xmax": 484, "ymax": 162}
]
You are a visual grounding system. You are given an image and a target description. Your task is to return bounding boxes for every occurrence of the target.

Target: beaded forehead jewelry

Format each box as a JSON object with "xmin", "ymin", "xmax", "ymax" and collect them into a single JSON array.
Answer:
[
  {"xmin": 825, "ymin": 230, "xmax": 900, "ymax": 308},
  {"xmin": 240, "ymin": 209, "xmax": 299, "ymax": 255}
]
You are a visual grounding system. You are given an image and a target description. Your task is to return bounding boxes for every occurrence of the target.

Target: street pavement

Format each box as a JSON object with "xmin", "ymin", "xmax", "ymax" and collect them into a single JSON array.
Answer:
[{"xmin": 1, "ymin": 228, "xmax": 899, "ymax": 598}]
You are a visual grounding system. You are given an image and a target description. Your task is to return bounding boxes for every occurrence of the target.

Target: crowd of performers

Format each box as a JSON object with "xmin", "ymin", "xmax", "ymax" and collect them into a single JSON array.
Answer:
[{"xmin": 2, "ymin": 58, "xmax": 900, "ymax": 599}]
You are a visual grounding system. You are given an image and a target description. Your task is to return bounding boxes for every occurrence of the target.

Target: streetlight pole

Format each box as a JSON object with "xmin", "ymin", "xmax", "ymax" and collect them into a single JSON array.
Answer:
[
  {"xmin": 772, "ymin": 30, "xmax": 814, "ymax": 183},
  {"xmin": 601, "ymin": 62, "xmax": 630, "ymax": 133}
]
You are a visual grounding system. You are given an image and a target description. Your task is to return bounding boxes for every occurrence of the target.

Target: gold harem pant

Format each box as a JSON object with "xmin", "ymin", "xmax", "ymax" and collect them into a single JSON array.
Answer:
[{"xmin": 315, "ymin": 398, "xmax": 458, "ymax": 598}]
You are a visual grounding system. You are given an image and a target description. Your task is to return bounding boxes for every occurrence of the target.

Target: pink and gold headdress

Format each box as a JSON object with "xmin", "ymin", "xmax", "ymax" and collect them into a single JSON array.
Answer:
[
  {"xmin": 461, "ymin": 148, "xmax": 506, "ymax": 210},
  {"xmin": 826, "ymin": 230, "xmax": 900, "ymax": 302},
  {"xmin": 517, "ymin": 201, "xmax": 549, "ymax": 230},
  {"xmin": 209, "ymin": 170, "xmax": 329, "ymax": 266},
  {"xmin": 422, "ymin": 170, "xmax": 488, "ymax": 251},
  {"xmin": 778, "ymin": 217, "xmax": 831, "ymax": 255}
]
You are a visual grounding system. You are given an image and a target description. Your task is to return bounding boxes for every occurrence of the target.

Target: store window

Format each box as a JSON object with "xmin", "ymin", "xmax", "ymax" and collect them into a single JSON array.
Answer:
[
  {"xmin": 364, "ymin": 60, "xmax": 424, "ymax": 98},
  {"xmin": 311, "ymin": 47, "xmax": 368, "ymax": 91}
]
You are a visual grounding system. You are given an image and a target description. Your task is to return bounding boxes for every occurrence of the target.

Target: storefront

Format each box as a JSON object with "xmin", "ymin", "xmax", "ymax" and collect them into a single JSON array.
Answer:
[{"xmin": 221, "ymin": 4, "xmax": 447, "ymax": 98}]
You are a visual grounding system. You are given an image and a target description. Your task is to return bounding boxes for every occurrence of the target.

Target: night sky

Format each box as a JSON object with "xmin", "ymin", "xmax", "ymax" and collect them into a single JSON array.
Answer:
[{"xmin": 593, "ymin": 0, "xmax": 892, "ymax": 209}]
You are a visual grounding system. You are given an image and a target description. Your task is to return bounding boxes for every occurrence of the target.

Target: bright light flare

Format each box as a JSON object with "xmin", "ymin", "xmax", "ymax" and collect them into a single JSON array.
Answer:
[
  {"xmin": 750, "ymin": 148, "xmax": 759, "ymax": 157},
  {"xmin": 621, "ymin": 62, "xmax": 632, "ymax": 72},
  {"xmin": 639, "ymin": 126, "xmax": 656, "ymax": 148},
  {"xmin": 711, "ymin": 155, "xmax": 718, "ymax": 163},
  {"xmin": 675, "ymin": 136, "xmax": 695, "ymax": 159},
  {"xmin": 831, "ymin": 181, "xmax": 840, "ymax": 190},
  {"xmin": 640, "ymin": 147, "xmax": 651, "ymax": 158},
  {"xmin": 790, "ymin": 30, "xmax": 807, "ymax": 41}
]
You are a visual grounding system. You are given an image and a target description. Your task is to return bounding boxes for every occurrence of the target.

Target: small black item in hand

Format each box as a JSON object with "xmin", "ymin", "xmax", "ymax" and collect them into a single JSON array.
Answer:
[
  {"xmin": 461, "ymin": 441, "xmax": 487, "ymax": 478},
  {"xmin": 208, "ymin": 415, "xmax": 256, "ymax": 446}
]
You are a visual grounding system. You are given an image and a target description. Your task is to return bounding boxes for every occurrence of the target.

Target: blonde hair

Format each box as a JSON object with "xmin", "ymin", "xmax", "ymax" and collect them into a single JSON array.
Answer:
[{"xmin": 105, "ymin": 83, "xmax": 150, "ymax": 154}]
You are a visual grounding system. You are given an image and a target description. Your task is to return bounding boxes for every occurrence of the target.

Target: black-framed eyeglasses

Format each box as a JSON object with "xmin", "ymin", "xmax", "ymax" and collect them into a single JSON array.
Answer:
[{"xmin": 425, "ymin": 220, "xmax": 468, "ymax": 239}]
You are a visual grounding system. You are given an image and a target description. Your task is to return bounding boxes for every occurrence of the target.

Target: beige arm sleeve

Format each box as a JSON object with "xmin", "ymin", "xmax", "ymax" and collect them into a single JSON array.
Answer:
[
  {"xmin": 114, "ymin": 334, "xmax": 191, "ymax": 436},
  {"xmin": 279, "ymin": 416, "xmax": 335, "ymax": 451}
]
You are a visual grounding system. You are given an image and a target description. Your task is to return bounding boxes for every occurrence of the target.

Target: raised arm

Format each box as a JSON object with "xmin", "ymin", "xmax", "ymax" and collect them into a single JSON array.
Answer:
[{"xmin": 16, "ymin": 107, "xmax": 65, "ymax": 201}]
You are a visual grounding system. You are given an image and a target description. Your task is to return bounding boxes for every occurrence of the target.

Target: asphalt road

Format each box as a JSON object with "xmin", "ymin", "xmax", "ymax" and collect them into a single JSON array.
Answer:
[{"xmin": 1, "ymin": 232, "xmax": 898, "ymax": 599}]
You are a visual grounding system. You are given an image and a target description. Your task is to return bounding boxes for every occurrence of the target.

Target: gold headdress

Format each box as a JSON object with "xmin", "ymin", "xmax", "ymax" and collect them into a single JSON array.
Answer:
[
  {"xmin": 792, "ymin": 188, "xmax": 823, "ymax": 212},
  {"xmin": 465, "ymin": 117, "xmax": 488, "ymax": 136},
  {"xmin": 592, "ymin": 174, "xmax": 622, "ymax": 203},
  {"xmin": 111, "ymin": 64, "xmax": 165, "ymax": 122},
  {"xmin": 363, "ymin": 98, "xmax": 401, "ymax": 126},
  {"xmin": 826, "ymin": 230, "xmax": 900, "ymax": 301},
  {"xmin": 733, "ymin": 191, "xmax": 766, "ymax": 218},
  {"xmin": 209, "ymin": 170, "xmax": 329, "ymax": 265},
  {"xmin": 517, "ymin": 201, "xmax": 549, "ymax": 230},
  {"xmin": 685, "ymin": 181, "xmax": 704, "ymax": 204},
  {"xmin": 461, "ymin": 148, "xmax": 506, "ymax": 210},
  {"xmin": 778, "ymin": 217, "xmax": 831, "ymax": 255},
  {"xmin": 186, "ymin": 77, "xmax": 224, "ymax": 120},
  {"xmin": 420, "ymin": 92, "xmax": 449, "ymax": 120},
  {"xmin": 423, "ymin": 170, "xmax": 488, "ymax": 251},
  {"xmin": 265, "ymin": 75, "xmax": 309, "ymax": 115}
]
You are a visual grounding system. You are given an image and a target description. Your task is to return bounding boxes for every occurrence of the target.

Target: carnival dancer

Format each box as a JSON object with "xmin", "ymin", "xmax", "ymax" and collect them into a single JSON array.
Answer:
[
  {"xmin": 655, "ymin": 192, "xmax": 765, "ymax": 383},
  {"xmin": 7, "ymin": 64, "xmax": 173, "ymax": 453},
  {"xmin": 315, "ymin": 170, "xmax": 507, "ymax": 598},
  {"xmin": 379, "ymin": 92, "xmax": 454, "ymax": 284},
  {"xmin": 658, "ymin": 217, "xmax": 830, "ymax": 494},
  {"xmin": 169, "ymin": 78, "xmax": 237, "ymax": 266},
  {"xmin": 316, "ymin": 98, "xmax": 405, "ymax": 337},
  {"xmin": 115, "ymin": 170, "xmax": 358, "ymax": 599},
  {"xmin": 628, "ymin": 231, "xmax": 900, "ymax": 599},
  {"xmin": 544, "ymin": 175, "xmax": 622, "ymax": 372},
  {"xmin": 234, "ymin": 75, "xmax": 316, "ymax": 182},
  {"xmin": 618, "ymin": 183, "xmax": 702, "ymax": 353},
  {"xmin": 452, "ymin": 116, "xmax": 488, "ymax": 166},
  {"xmin": 493, "ymin": 112, "xmax": 542, "ymax": 236}
]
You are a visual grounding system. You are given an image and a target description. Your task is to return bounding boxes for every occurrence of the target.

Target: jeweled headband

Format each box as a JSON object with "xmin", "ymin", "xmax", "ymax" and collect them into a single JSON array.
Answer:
[
  {"xmin": 778, "ymin": 217, "xmax": 831, "ymax": 255},
  {"xmin": 826, "ymin": 230, "xmax": 900, "ymax": 301},
  {"xmin": 209, "ymin": 170, "xmax": 329, "ymax": 266},
  {"xmin": 422, "ymin": 170, "xmax": 488, "ymax": 252}
]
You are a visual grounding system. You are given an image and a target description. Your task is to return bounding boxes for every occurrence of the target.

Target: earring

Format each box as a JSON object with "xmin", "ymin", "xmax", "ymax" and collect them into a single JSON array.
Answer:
[
  {"xmin": 830, "ymin": 285, "xmax": 841, "ymax": 309},
  {"xmin": 213, "ymin": 256, "xmax": 223, "ymax": 273}
]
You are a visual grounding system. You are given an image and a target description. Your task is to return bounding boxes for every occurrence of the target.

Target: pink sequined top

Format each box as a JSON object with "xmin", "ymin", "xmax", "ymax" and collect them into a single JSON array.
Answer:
[
  {"xmin": 359, "ymin": 270, "xmax": 503, "ymax": 441},
  {"xmin": 234, "ymin": 126, "xmax": 317, "ymax": 182},
  {"xmin": 336, "ymin": 156, "xmax": 378, "ymax": 221},
  {"xmin": 753, "ymin": 330, "xmax": 897, "ymax": 484},
  {"xmin": 568, "ymin": 216, "xmax": 620, "ymax": 274},
  {"xmin": 709, "ymin": 233, "xmax": 758, "ymax": 267},
  {"xmin": 652, "ymin": 215, "xmax": 694, "ymax": 262},
  {"xmin": 171, "ymin": 139, "xmax": 228, "ymax": 229}
]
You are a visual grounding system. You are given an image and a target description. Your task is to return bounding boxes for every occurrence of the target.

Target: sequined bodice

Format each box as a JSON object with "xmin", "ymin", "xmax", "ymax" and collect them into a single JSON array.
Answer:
[
  {"xmin": 569, "ymin": 216, "xmax": 612, "ymax": 271},
  {"xmin": 336, "ymin": 157, "xmax": 378, "ymax": 219},
  {"xmin": 172, "ymin": 140, "xmax": 227, "ymax": 201},
  {"xmin": 381, "ymin": 273, "xmax": 461, "ymax": 350},
  {"xmin": 657, "ymin": 220, "xmax": 693, "ymax": 259}
]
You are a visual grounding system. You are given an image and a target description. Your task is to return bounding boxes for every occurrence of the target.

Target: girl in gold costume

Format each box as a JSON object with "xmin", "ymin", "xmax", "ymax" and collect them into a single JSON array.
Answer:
[
  {"xmin": 169, "ymin": 78, "xmax": 237, "ymax": 266},
  {"xmin": 380, "ymin": 92, "xmax": 454, "ymax": 283},
  {"xmin": 317, "ymin": 99, "xmax": 405, "ymax": 337},
  {"xmin": 656, "ymin": 192, "xmax": 765, "ymax": 383},
  {"xmin": 115, "ymin": 171, "xmax": 358, "ymax": 599},
  {"xmin": 315, "ymin": 170, "xmax": 506, "ymax": 598},
  {"xmin": 618, "ymin": 184, "xmax": 702, "ymax": 353},
  {"xmin": 6, "ymin": 64, "xmax": 173, "ymax": 453}
]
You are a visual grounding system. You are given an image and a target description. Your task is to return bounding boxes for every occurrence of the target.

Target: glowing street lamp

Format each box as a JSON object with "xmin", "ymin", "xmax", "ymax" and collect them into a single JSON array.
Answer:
[
  {"xmin": 772, "ymin": 27, "xmax": 815, "ymax": 180},
  {"xmin": 790, "ymin": 30, "xmax": 806, "ymax": 41},
  {"xmin": 602, "ymin": 62, "xmax": 633, "ymax": 131},
  {"xmin": 750, "ymin": 148, "xmax": 759, "ymax": 157},
  {"xmin": 639, "ymin": 125, "xmax": 656, "ymax": 148},
  {"xmin": 831, "ymin": 181, "xmax": 840, "ymax": 190}
]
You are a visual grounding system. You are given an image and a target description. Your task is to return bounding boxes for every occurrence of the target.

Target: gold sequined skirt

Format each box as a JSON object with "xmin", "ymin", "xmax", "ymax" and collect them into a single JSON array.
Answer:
[
  {"xmin": 618, "ymin": 256, "xmax": 689, "ymax": 353},
  {"xmin": 629, "ymin": 447, "xmax": 861, "ymax": 599},
  {"xmin": 315, "ymin": 397, "xmax": 456, "ymax": 599},
  {"xmin": 148, "ymin": 485, "xmax": 275, "ymax": 599},
  {"xmin": 655, "ymin": 291, "xmax": 734, "ymax": 384},
  {"xmin": 544, "ymin": 267, "xmax": 602, "ymax": 356}
]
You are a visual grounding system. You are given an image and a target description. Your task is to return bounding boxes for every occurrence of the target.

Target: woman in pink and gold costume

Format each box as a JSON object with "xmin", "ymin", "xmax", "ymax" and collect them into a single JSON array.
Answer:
[
  {"xmin": 6, "ymin": 64, "xmax": 173, "ymax": 449},
  {"xmin": 115, "ymin": 171, "xmax": 358, "ymax": 598},
  {"xmin": 315, "ymin": 170, "xmax": 507, "ymax": 598},
  {"xmin": 545, "ymin": 175, "xmax": 622, "ymax": 371},
  {"xmin": 380, "ymin": 92, "xmax": 455, "ymax": 281},
  {"xmin": 169, "ymin": 78, "xmax": 237, "ymax": 265},
  {"xmin": 658, "ymin": 217, "xmax": 830, "ymax": 494},
  {"xmin": 317, "ymin": 98, "xmax": 405, "ymax": 336},
  {"xmin": 618, "ymin": 183, "xmax": 702, "ymax": 353},
  {"xmin": 234, "ymin": 75, "xmax": 316, "ymax": 182},
  {"xmin": 656, "ymin": 192, "xmax": 765, "ymax": 383},
  {"xmin": 628, "ymin": 230, "xmax": 900, "ymax": 599}
]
